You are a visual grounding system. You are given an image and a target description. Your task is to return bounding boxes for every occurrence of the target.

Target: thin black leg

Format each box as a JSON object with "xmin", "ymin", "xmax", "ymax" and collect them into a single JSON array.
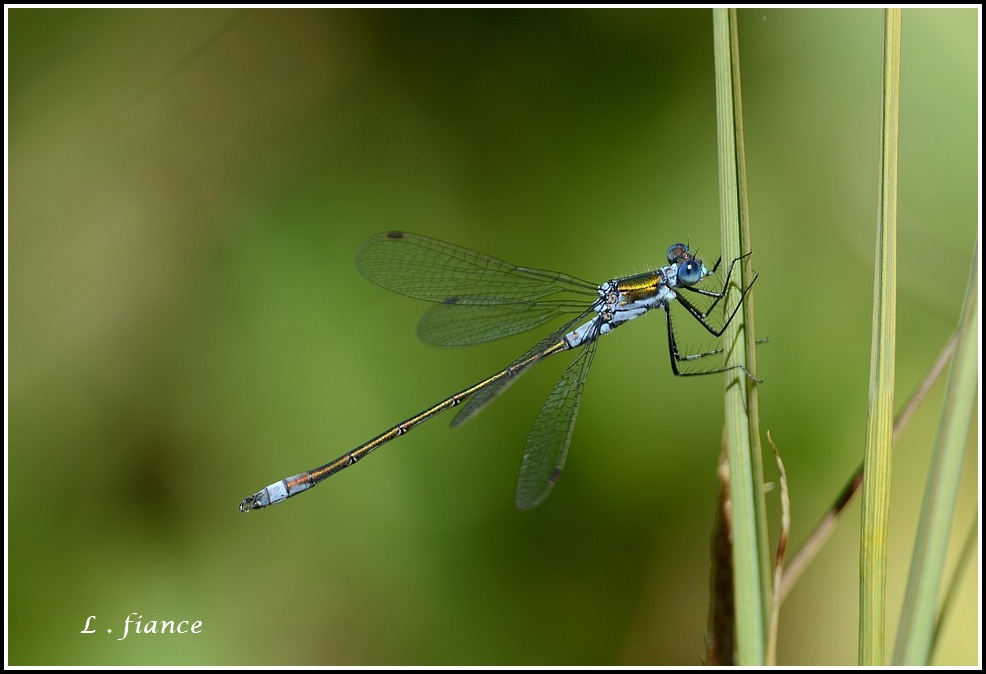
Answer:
[
  {"xmin": 664, "ymin": 250, "xmax": 762, "ymax": 381},
  {"xmin": 663, "ymin": 305, "xmax": 760, "ymax": 380},
  {"xmin": 680, "ymin": 251, "xmax": 755, "ymax": 316}
]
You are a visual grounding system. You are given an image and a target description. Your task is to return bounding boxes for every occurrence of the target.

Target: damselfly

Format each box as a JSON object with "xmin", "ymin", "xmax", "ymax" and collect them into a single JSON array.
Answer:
[{"xmin": 240, "ymin": 231, "xmax": 759, "ymax": 512}]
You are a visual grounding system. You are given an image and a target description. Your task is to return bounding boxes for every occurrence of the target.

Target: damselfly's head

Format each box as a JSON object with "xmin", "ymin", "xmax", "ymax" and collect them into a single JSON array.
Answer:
[{"xmin": 666, "ymin": 243, "xmax": 707, "ymax": 287}]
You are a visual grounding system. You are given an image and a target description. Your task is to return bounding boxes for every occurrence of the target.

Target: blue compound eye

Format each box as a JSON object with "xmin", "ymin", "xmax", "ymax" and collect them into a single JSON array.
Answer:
[
  {"xmin": 678, "ymin": 259, "xmax": 704, "ymax": 286},
  {"xmin": 666, "ymin": 243, "xmax": 689, "ymax": 264}
]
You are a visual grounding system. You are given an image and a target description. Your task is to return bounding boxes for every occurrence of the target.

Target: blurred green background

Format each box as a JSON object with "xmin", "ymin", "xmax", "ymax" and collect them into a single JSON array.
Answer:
[{"xmin": 8, "ymin": 8, "xmax": 978, "ymax": 665}]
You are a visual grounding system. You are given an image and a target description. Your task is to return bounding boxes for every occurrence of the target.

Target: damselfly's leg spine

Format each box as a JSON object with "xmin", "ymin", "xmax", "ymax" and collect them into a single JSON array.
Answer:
[{"xmin": 663, "ymin": 304, "xmax": 761, "ymax": 381}]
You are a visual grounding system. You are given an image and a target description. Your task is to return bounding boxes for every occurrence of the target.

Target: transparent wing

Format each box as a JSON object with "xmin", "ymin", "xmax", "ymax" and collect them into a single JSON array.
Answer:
[
  {"xmin": 356, "ymin": 231, "xmax": 598, "ymax": 304},
  {"xmin": 416, "ymin": 300, "xmax": 585, "ymax": 346},
  {"xmin": 515, "ymin": 332, "xmax": 600, "ymax": 510},
  {"xmin": 449, "ymin": 312, "xmax": 594, "ymax": 428}
]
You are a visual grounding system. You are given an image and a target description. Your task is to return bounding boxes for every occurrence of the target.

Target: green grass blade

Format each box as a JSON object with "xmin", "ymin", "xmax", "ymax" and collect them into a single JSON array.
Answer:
[
  {"xmin": 858, "ymin": 8, "xmax": 901, "ymax": 666},
  {"xmin": 932, "ymin": 515, "xmax": 979, "ymax": 658},
  {"xmin": 893, "ymin": 246, "xmax": 979, "ymax": 664},
  {"xmin": 712, "ymin": 8, "xmax": 769, "ymax": 665}
]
